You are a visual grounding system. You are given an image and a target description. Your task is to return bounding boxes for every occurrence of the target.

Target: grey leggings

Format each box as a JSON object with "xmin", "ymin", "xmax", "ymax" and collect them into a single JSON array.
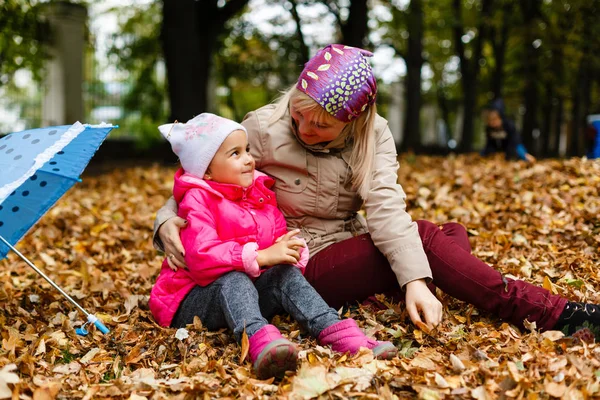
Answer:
[{"xmin": 172, "ymin": 264, "xmax": 340, "ymax": 343}]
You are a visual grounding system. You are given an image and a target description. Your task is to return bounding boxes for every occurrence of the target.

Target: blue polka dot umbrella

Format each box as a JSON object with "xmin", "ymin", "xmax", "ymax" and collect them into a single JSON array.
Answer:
[{"xmin": 0, "ymin": 122, "xmax": 115, "ymax": 336}]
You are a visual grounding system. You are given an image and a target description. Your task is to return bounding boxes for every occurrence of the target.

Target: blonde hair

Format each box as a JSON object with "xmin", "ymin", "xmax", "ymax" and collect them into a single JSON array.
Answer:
[{"xmin": 270, "ymin": 86, "xmax": 377, "ymax": 199}]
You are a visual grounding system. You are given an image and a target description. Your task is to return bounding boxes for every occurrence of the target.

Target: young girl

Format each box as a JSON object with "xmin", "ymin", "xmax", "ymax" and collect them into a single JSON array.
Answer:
[{"xmin": 149, "ymin": 113, "xmax": 396, "ymax": 380}]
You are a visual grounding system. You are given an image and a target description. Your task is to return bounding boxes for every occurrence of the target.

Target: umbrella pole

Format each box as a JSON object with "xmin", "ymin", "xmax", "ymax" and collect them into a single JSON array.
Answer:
[{"xmin": 0, "ymin": 235, "xmax": 90, "ymax": 317}]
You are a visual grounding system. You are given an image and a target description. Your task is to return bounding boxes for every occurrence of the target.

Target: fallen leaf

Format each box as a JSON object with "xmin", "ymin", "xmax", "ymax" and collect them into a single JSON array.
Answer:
[
  {"xmin": 0, "ymin": 364, "xmax": 19, "ymax": 399},
  {"xmin": 240, "ymin": 329, "xmax": 249, "ymax": 364}
]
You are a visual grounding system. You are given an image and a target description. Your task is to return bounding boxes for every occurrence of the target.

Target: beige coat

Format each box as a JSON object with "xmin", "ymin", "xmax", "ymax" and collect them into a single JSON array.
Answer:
[{"xmin": 155, "ymin": 104, "xmax": 432, "ymax": 288}]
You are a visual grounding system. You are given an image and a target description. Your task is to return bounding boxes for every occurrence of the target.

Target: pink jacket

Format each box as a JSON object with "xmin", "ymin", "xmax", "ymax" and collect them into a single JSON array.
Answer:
[{"xmin": 149, "ymin": 168, "xmax": 308, "ymax": 327}]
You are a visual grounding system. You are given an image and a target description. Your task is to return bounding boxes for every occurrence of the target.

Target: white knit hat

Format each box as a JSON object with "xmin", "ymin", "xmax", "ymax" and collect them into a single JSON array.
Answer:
[{"xmin": 159, "ymin": 113, "xmax": 247, "ymax": 178}]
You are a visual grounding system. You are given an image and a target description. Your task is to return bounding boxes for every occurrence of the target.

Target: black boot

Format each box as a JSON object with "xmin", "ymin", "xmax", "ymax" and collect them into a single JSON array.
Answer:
[{"xmin": 554, "ymin": 302, "xmax": 600, "ymax": 342}]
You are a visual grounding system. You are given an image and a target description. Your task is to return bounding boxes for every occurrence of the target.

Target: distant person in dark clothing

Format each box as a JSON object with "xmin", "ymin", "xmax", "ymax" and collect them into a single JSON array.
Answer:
[
  {"xmin": 481, "ymin": 98, "xmax": 536, "ymax": 163},
  {"xmin": 586, "ymin": 114, "xmax": 600, "ymax": 160}
]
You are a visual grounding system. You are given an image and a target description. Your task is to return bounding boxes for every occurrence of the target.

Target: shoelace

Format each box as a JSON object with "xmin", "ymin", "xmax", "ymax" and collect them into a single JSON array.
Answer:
[{"xmin": 564, "ymin": 302, "xmax": 597, "ymax": 319}]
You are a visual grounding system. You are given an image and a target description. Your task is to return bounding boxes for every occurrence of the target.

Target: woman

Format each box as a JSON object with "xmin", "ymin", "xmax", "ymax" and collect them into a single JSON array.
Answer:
[{"xmin": 154, "ymin": 44, "xmax": 599, "ymax": 338}]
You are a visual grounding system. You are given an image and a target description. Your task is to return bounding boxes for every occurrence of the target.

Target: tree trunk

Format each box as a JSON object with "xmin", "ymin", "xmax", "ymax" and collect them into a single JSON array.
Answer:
[
  {"xmin": 288, "ymin": 0, "xmax": 309, "ymax": 65},
  {"xmin": 401, "ymin": 0, "xmax": 423, "ymax": 151},
  {"xmin": 340, "ymin": 0, "xmax": 368, "ymax": 47},
  {"xmin": 162, "ymin": 0, "xmax": 248, "ymax": 122},
  {"xmin": 519, "ymin": 0, "xmax": 542, "ymax": 154},
  {"xmin": 491, "ymin": 2, "xmax": 511, "ymax": 99},
  {"xmin": 162, "ymin": 0, "xmax": 205, "ymax": 121},
  {"xmin": 437, "ymin": 86, "xmax": 453, "ymax": 143},
  {"xmin": 551, "ymin": 97, "xmax": 563, "ymax": 158},
  {"xmin": 568, "ymin": 4, "xmax": 593, "ymax": 157},
  {"xmin": 453, "ymin": 0, "xmax": 492, "ymax": 152},
  {"xmin": 541, "ymin": 83, "xmax": 553, "ymax": 158}
]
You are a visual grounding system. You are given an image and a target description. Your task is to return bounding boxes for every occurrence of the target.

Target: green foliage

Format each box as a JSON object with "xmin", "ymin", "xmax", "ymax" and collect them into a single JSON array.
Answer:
[
  {"xmin": 0, "ymin": 0, "xmax": 47, "ymax": 86},
  {"xmin": 60, "ymin": 347, "xmax": 76, "ymax": 364},
  {"xmin": 105, "ymin": 1, "xmax": 167, "ymax": 145},
  {"xmin": 213, "ymin": 4, "xmax": 310, "ymax": 120}
]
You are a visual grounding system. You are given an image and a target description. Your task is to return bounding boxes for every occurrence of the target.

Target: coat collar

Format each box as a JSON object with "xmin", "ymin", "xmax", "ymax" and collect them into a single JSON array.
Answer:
[{"xmin": 174, "ymin": 168, "xmax": 275, "ymax": 205}]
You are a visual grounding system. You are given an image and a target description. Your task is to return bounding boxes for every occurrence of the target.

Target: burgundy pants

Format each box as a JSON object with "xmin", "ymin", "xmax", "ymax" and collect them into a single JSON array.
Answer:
[{"xmin": 304, "ymin": 220, "xmax": 567, "ymax": 331}]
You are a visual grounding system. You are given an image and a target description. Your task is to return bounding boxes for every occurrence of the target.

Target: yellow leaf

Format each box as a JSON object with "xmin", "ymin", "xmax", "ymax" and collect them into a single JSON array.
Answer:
[
  {"xmin": 543, "ymin": 276, "xmax": 554, "ymax": 292},
  {"xmin": 415, "ymin": 321, "xmax": 431, "ymax": 334},
  {"xmin": 240, "ymin": 328, "xmax": 249, "ymax": 364},
  {"xmin": 91, "ymin": 223, "xmax": 109, "ymax": 234}
]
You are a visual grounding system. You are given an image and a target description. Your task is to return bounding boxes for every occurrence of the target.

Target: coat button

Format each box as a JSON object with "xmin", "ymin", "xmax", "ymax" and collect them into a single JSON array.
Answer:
[{"xmin": 294, "ymin": 178, "xmax": 301, "ymax": 185}]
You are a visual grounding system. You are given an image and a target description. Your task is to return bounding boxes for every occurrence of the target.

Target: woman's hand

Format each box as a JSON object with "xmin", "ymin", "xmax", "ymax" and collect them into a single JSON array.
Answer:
[
  {"xmin": 405, "ymin": 279, "xmax": 443, "ymax": 329},
  {"xmin": 257, "ymin": 229, "xmax": 305, "ymax": 267},
  {"xmin": 158, "ymin": 217, "xmax": 188, "ymax": 271}
]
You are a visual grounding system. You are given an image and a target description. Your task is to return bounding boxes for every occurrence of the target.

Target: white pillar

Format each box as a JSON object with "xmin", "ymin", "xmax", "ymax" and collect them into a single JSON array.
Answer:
[
  {"xmin": 388, "ymin": 81, "xmax": 405, "ymax": 147},
  {"xmin": 41, "ymin": 2, "xmax": 87, "ymax": 126}
]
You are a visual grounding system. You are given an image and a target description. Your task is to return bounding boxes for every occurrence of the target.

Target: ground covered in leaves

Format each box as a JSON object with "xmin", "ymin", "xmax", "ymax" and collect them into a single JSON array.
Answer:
[{"xmin": 0, "ymin": 154, "xmax": 599, "ymax": 399}]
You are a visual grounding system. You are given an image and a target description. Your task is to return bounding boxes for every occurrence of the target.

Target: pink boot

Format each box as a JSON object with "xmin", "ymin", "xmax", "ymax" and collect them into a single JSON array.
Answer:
[
  {"xmin": 249, "ymin": 325, "xmax": 298, "ymax": 379},
  {"xmin": 318, "ymin": 319, "xmax": 397, "ymax": 360}
]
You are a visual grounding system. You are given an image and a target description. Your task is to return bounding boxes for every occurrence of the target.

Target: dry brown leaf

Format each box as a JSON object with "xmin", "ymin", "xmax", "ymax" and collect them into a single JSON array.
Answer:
[
  {"xmin": 0, "ymin": 157, "xmax": 597, "ymax": 398},
  {"xmin": 240, "ymin": 328, "xmax": 249, "ymax": 364}
]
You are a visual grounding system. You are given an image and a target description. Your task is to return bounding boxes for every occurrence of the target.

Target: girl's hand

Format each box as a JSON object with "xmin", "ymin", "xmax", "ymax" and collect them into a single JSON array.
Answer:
[
  {"xmin": 525, "ymin": 153, "xmax": 537, "ymax": 164},
  {"xmin": 158, "ymin": 217, "xmax": 189, "ymax": 270},
  {"xmin": 258, "ymin": 229, "xmax": 305, "ymax": 267},
  {"xmin": 405, "ymin": 279, "xmax": 443, "ymax": 329}
]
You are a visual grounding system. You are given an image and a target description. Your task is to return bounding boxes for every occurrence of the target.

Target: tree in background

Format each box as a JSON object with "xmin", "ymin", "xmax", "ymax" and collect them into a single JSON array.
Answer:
[
  {"xmin": 423, "ymin": 0, "xmax": 461, "ymax": 149},
  {"xmin": 379, "ymin": 0, "xmax": 425, "ymax": 152},
  {"xmin": 567, "ymin": 1, "xmax": 600, "ymax": 157},
  {"xmin": 319, "ymin": 0, "xmax": 368, "ymax": 47},
  {"xmin": 0, "ymin": 0, "xmax": 46, "ymax": 87},
  {"xmin": 0, "ymin": 0, "xmax": 48, "ymax": 131},
  {"xmin": 452, "ymin": 0, "xmax": 492, "ymax": 152},
  {"xmin": 517, "ymin": 0, "xmax": 542, "ymax": 155},
  {"xmin": 488, "ymin": 0, "xmax": 514, "ymax": 101},
  {"xmin": 107, "ymin": 1, "xmax": 167, "ymax": 146},
  {"xmin": 214, "ymin": 10, "xmax": 307, "ymax": 121},
  {"xmin": 162, "ymin": 0, "xmax": 249, "ymax": 121}
]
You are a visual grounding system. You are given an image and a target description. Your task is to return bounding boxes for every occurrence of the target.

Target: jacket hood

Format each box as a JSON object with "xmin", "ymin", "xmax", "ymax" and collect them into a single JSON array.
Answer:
[
  {"xmin": 172, "ymin": 168, "xmax": 274, "ymax": 203},
  {"xmin": 487, "ymin": 98, "xmax": 506, "ymax": 118}
]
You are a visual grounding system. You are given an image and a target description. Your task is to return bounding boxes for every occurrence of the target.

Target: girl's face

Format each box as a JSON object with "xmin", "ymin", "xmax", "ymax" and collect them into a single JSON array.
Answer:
[
  {"xmin": 486, "ymin": 110, "xmax": 503, "ymax": 129},
  {"xmin": 290, "ymin": 101, "xmax": 348, "ymax": 145},
  {"xmin": 204, "ymin": 130, "xmax": 255, "ymax": 188}
]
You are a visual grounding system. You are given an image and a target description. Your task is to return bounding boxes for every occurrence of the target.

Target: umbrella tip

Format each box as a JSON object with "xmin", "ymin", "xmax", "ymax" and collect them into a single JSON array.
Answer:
[{"xmin": 75, "ymin": 314, "xmax": 110, "ymax": 336}]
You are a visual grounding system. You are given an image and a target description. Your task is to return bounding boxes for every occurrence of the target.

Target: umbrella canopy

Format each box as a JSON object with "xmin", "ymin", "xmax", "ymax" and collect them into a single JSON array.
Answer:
[
  {"xmin": 0, "ymin": 122, "xmax": 113, "ymax": 256},
  {"xmin": 0, "ymin": 121, "xmax": 115, "ymax": 335}
]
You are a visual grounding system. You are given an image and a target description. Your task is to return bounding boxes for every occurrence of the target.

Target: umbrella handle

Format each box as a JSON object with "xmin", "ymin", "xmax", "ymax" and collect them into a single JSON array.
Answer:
[{"xmin": 87, "ymin": 314, "xmax": 110, "ymax": 335}]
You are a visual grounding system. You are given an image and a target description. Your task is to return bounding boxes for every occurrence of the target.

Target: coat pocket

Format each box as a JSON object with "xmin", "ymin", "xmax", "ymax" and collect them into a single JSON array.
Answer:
[{"xmin": 269, "ymin": 147, "xmax": 309, "ymax": 194}]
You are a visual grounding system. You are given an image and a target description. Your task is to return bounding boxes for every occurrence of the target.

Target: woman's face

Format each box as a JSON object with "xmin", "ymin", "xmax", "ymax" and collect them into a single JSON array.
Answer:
[{"xmin": 290, "ymin": 101, "xmax": 348, "ymax": 145}]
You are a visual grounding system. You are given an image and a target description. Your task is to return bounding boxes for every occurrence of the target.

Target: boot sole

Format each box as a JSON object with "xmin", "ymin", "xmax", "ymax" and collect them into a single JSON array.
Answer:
[
  {"xmin": 254, "ymin": 339, "xmax": 298, "ymax": 380},
  {"xmin": 373, "ymin": 342, "xmax": 398, "ymax": 360}
]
